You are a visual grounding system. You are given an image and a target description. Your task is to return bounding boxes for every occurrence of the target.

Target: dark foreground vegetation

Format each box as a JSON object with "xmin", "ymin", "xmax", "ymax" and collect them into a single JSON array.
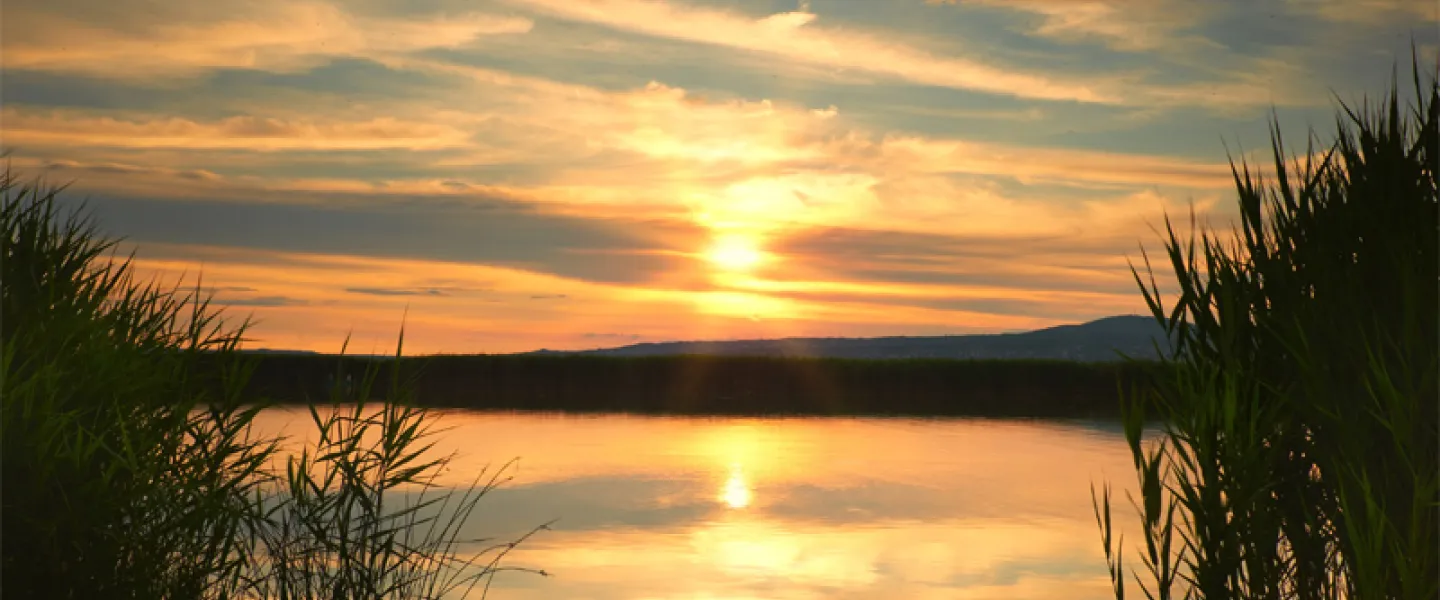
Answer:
[
  {"xmin": 1, "ymin": 167, "xmax": 543, "ymax": 599},
  {"xmin": 244, "ymin": 353, "xmax": 1156, "ymax": 417},
  {"xmin": 1094, "ymin": 62, "xmax": 1438, "ymax": 598}
]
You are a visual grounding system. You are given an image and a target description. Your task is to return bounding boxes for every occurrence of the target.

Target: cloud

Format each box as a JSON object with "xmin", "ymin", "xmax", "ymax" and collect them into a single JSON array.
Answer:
[
  {"xmin": 582, "ymin": 332, "xmax": 643, "ymax": 340},
  {"xmin": 496, "ymin": 0, "xmax": 1339, "ymax": 111},
  {"xmin": 216, "ymin": 295, "xmax": 310, "ymax": 307},
  {"xmin": 50, "ymin": 185, "xmax": 705, "ymax": 287},
  {"xmin": 3, "ymin": 107, "xmax": 473, "ymax": 151},
  {"xmin": 11, "ymin": 70, "xmax": 1232, "ymax": 242},
  {"xmin": 1290, "ymin": 0, "xmax": 1440, "ymax": 23},
  {"xmin": 934, "ymin": 0, "xmax": 1219, "ymax": 53},
  {"xmin": 1, "ymin": 0, "xmax": 532, "ymax": 79},
  {"xmin": 707, "ymin": 268, "xmax": 1138, "ymax": 319},
  {"xmin": 823, "ymin": 135, "xmax": 1234, "ymax": 190},
  {"xmin": 3, "ymin": 53, "xmax": 1233, "ymax": 351},
  {"xmin": 924, "ymin": 0, "xmax": 1372, "ymax": 111},
  {"xmin": 346, "ymin": 286, "xmax": 451, "ymax": 297},
  {"xmin": 502, "ymin": 0, "xmax": 1125, "ymax": 104},
  {"xmin": 32, "ymin": 159, "xmax": 222, "ymax": 182},
  {"xmin": 883, "ymin": 105, "xmax": 1047, "ymax": 122},
  {"xmin": 771, "ymin": 227, "xmax": 1150, "ymax": 297},
  {"xmin": 10, "ymin": 84, "xmax": 1233, "ymax": 302}
]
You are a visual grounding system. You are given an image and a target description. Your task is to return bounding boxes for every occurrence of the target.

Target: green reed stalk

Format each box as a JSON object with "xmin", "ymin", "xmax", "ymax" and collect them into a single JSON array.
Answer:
[{"xmin": 2, "ymin": 165, "xmax": 276, "ymax": 599}]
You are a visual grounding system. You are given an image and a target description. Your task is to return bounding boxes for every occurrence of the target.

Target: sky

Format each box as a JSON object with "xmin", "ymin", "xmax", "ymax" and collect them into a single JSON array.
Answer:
[{"xmin": 3, "ymin": 0, "xmax": 1436, "ymax": 354}]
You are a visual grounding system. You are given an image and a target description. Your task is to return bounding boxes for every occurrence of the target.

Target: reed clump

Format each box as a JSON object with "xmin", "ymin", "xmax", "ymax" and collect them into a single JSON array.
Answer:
[
  {"xmin": 1095, "ymin": 62, "xmax": 1438, "ymax": 599},
  {"xmin": 0, "ymin": 166, "xmax": 542, "ymax": 599}
]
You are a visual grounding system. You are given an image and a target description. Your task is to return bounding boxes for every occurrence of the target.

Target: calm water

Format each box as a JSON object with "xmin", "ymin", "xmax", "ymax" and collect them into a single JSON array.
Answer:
[{"xmin": 251, "ymin": 409, "xmax": 1142, "ymax": 600}]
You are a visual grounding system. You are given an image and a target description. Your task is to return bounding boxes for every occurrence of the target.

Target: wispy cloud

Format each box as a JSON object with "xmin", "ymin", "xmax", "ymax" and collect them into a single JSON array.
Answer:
[
  {"xmin": 13, "ymin": 71, "xmax": 1234, "ymax": 238},
  {"xmin": 1291, "ymin": 0, "xmax": 1439, "ymax": 23},
  {"xmin": 502, "ymin": 0, "xmax": 1125, "ymax": 104},
  {"xmin": 346, "ymin": 287, "xmax": 450, "ymax": 297},
  {"xmin": 2, "ymin": 0, "xmax": 531, "ymax": 79},
  {"xmin": 218, "ymin": 295, "xmax": 310, "ymax": 307},
  {"xmin": 4, "ymin": 108, "xmax": 473, "ymax": 151},
  {"xmin": 934, "ymin": 0, "xmax": 1219, "ymax": 53}
]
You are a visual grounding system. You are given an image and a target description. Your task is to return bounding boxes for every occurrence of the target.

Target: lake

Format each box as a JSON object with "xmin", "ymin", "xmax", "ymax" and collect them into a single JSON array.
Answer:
[{"xmin": 251, "ymin": 409, "xmax": 1142, "ymax": 600}]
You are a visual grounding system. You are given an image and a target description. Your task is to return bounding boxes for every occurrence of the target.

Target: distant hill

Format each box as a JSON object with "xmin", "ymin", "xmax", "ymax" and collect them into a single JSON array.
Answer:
[
  {"xmin": 239, "ymin": 348, "xmax": 321, "ymax": 356},
  {"xmin": 529, "ymin": 315, "xmax": 1169, "ymax": 362}
]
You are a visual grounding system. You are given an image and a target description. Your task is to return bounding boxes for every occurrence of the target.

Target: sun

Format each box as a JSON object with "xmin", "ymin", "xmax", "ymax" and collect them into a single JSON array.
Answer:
[{"xmin": 706, "ymin": 235, "xmax": 764, "ymax": 271}]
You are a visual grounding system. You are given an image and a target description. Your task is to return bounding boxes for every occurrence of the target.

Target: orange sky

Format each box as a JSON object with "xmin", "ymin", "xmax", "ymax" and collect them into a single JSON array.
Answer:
[{"xmin": 3, "ymin": 0, "xmax": 1434, "ymax": 353}]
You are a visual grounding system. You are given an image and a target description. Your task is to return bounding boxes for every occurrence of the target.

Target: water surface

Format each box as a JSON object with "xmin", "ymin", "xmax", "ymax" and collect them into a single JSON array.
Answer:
[{"xmin": 252, "ymin": 410, "xmax": 1141, "ymax": 600}]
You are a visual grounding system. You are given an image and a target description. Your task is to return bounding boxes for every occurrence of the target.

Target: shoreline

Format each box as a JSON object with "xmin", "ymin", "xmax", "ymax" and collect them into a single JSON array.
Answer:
[{"xmin": 242, "ymin": 354, "xmax": 1159, "ymax": 419}]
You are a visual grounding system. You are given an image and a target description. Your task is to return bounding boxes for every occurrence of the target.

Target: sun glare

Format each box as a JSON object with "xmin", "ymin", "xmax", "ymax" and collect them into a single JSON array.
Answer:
[
  {"xmin": 720, "ymin": 463, "xmax": 753, "ymax": 509},
  {"xmin": 705, "ymin": 235, "xmax": 764, "ymax": 271}
]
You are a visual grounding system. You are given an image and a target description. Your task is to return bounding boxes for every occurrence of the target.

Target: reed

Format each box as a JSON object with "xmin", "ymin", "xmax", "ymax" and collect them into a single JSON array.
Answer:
[
  {"xmin": 0, "ymin": 165, "xmax": 541, "ymax": 599},
  {"xmin": 1095, "ymin": 58, "xmax": 1439, "ymax": 599},
  {"xmin": 241, "ymin": 341, "xmax": 549, "ymax": 600},
  {"xmin": 2, "ymin": 166, "xmax": 274, "ymax": 599}
]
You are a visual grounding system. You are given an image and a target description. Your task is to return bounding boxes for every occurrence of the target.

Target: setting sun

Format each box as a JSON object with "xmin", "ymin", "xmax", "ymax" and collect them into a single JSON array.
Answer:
[{"xmin": 705, "ymin": 235, "xmax": 765, "ymax": 271}]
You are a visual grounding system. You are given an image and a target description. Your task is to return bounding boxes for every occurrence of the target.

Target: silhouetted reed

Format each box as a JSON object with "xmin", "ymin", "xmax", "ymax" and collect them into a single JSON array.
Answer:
[
  {"xmin": 0, "ymin": 164, "xmax": 542, "ymax": 599},
  {"xmin": 1095, "ymin": 58, "xmax": 1438, "ymax": 599}
]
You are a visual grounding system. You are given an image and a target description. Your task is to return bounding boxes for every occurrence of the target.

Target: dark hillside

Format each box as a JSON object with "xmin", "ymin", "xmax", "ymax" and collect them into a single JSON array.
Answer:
[{"xmin": 531, "ymin": 315, "xmax": 1166, "ymax": 361}]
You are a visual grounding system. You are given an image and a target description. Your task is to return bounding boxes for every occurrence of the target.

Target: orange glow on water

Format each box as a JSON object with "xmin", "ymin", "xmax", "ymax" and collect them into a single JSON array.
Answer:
[
  {"xmin": 720, "ymin": 464, "xmax": 753, "ymax": 509},
  {"xmin": 243, "ymin": 410, "xmax": 1147, "ymax": 599}
]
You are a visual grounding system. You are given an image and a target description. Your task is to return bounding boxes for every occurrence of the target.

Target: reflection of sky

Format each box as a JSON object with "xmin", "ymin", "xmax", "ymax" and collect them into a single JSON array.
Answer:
[{"xmin": 250, "ymin": 410, "xmax": 1143, "ymax": 599}]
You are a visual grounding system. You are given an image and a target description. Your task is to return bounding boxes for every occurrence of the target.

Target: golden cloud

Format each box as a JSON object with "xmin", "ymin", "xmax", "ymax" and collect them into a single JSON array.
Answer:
[
  {"xmin": 2, "ymin": 108, "xmax": 473, "ymax": 151},
  {"xmin": 2, "ymin": 1, "xmax": 531, "ymax": 78}
]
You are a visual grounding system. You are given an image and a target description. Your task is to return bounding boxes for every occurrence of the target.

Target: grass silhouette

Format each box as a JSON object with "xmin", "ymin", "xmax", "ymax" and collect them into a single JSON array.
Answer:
[
  {"xmin": 1, "ymin": 165, "xmax": 544, "ymax": 599},
  {"xmin": 1094, "ymin": 59, "xmax": 1438, "ymax": 599}
]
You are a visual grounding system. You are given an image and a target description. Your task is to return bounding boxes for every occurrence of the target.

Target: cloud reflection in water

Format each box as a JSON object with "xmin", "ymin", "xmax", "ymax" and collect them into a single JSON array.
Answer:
[{"xmin": 248, "ymin": 410, "xmax": 1141, "ymax": 599}]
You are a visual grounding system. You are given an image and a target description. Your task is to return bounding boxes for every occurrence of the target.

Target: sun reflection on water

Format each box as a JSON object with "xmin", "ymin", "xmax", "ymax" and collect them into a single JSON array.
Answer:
[
  {"xmin": 719, "ymin": 463, "xmax": 752, "ymax": 509},
  {"xmin": 248, "ymin": 411, "xmax": 1142, "ymax": 599}
]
